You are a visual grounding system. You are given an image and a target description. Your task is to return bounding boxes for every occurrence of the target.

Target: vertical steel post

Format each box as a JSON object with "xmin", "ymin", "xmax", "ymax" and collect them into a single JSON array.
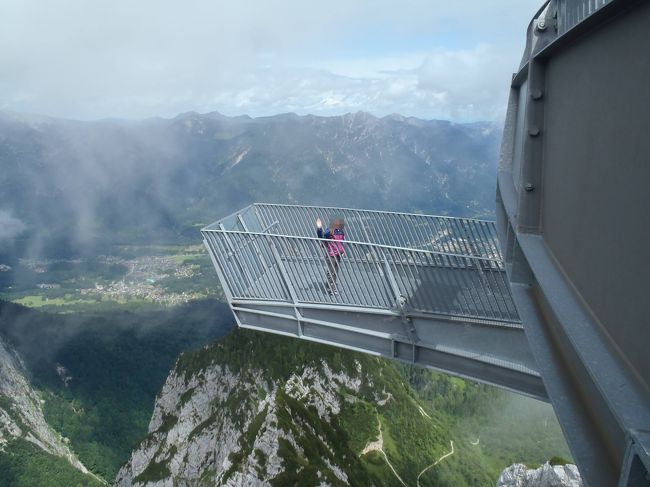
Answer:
[{"xmin": 267, "ymin": 235, "xmax": 304, "ymax": 336}]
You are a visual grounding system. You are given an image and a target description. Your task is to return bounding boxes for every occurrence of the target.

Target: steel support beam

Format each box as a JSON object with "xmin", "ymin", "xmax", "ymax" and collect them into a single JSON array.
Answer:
[
  {"xmin": 230, "ymin": 301, "xmax": 546, "ymax": 400},
  {"xmin": 497, "ymin": 1, "xmax": 650, "ymax": 485}
]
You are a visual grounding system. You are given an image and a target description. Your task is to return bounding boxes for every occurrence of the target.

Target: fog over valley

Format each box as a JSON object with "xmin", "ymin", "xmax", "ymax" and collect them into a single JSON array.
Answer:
[{"xmin": 0, "ymin": 110, "xmax": 501, "ymax": 260}]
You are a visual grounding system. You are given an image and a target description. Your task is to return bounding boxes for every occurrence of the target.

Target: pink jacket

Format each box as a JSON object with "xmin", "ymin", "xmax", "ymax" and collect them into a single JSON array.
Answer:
[{"xmin": 326, "ymin": 232, "xmax": 345, "ymax": 257}]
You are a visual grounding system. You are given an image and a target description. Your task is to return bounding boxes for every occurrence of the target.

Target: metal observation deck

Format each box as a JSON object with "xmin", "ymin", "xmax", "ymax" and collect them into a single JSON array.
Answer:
[
  {"xmin": 202, "ymin": 203, "xmax": 544, "ymax": 399},
  {"xmin": 202, "ymin": 2, "xmax": 650, "ymax": 484}
]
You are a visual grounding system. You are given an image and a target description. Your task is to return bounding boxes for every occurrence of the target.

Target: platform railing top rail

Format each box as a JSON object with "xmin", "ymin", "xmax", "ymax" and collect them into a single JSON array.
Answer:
[
  {"xmin": 556, "ymin": 0, "xmax": 613, "ymax": 35},
  {"xmin": 208, "ymin": 203, "xmax": 503, "ymax": 262}
]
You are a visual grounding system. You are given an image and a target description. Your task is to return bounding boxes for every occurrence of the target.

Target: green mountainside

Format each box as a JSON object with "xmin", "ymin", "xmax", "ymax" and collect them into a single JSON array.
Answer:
[
  {"xmin": 0, "ymin": 438, "xmax": 100, "ymax": 487},
  {"xmin": 0, "ymin": 287, "xmax": 570, "ymax": 486},
  {"xmin": 116, "ymin": 328, "xmax": 570, "ymax": 486},
  {"xmin": 0, "ymin": 299, "xmax": 232, "ymax": 482},
  {"xmin": 0, "ymin": 332, "xmax": 103, "ymax": 487}
]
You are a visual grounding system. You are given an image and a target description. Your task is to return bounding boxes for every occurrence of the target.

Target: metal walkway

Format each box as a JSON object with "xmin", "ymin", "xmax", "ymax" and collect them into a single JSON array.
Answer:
[{"xmin": 202, "ymin": 203, "xmax": 545, "ymax": 399}]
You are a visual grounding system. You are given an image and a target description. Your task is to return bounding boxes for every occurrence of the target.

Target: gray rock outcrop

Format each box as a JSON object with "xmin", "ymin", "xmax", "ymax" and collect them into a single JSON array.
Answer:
[
  {"xmin": 496, "ymin": 462, "xmax": 582, "ymax": 487},
  {"xmin": 0, "ymin": 336, "xmax": 95, "ymax": 477},
  {"xmin": 114, "ymin": 357, "xmax": 362, "ymax": 486}
]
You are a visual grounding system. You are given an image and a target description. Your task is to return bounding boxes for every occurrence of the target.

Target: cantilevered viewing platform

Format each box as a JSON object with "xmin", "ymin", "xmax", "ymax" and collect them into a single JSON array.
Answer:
[
  {"xmin": 201, "ymin": 1, "xmax": 650, "ymax": 484},
  {"xmin": 202, "ymin": 203, "xmax": 544, "ymax": 400}
]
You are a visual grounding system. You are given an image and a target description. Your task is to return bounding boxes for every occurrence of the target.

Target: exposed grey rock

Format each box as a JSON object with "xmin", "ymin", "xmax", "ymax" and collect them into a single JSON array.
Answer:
[
  {"xmin": 0, "ymin": 336, "xmax": 96, "ymax": 478},
  {"xmin": 114, "ymin": 357, "xmax": 366, "ymax": 486},
  {"xmin": 496, "ymin": 462, "xmax": 582, "ymax": 487}
]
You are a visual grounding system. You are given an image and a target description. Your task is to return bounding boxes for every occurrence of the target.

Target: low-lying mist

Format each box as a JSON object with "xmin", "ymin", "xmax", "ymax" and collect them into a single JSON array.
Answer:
[{"xmin": 0, "ymin": 110, "xmax": 501, "ymax": 260}]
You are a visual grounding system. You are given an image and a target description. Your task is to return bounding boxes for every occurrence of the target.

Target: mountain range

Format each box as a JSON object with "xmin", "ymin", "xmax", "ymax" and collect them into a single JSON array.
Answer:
[{"xmin": 0, "ymin": 110, "xmax": 500, "ymax": 259}]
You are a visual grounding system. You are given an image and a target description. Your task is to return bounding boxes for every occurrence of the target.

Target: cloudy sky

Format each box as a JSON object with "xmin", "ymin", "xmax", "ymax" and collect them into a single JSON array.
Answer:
[{"xmin": 0, "ymin": 0, "xmax": 541, "ymax": 122}]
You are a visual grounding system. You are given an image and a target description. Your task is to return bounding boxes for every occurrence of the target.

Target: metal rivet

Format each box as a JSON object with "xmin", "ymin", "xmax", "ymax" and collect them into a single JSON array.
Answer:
[
  {"xmin": 528, "ymin": 127, "xmax": 540, "ymax": 137},
  {"xmin": 531, "ymin": 89, "xmax": 543, "ymax": 100},
  {"xmin": 525, "ymin": 183, "xmax": 535, "ymax": 192}
]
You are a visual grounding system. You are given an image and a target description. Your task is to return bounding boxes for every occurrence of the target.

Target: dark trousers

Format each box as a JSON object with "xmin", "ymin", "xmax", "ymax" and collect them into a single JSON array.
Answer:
[{"xmin": 325, "ymin": 254, "xmax": 342, "ymax": 291}]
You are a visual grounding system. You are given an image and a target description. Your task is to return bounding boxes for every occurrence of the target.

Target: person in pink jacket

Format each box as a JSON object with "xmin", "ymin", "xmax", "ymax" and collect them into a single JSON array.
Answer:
[{"xmin": 316, "ymin": 217, "xmax": 345, "ymax": 295}]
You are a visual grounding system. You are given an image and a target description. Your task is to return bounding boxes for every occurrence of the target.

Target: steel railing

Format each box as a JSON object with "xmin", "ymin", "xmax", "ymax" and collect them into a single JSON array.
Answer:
[
  {"xmin": 202, "ymin": 205, "xmax": 520, "ymax": 325},
  {"xmin": 556, "ymin": 0, "xmax": 613, "ymax": 35},
  {"xmin": 210, "ymin": 203, "xmax": 503, "ymax": 260}
]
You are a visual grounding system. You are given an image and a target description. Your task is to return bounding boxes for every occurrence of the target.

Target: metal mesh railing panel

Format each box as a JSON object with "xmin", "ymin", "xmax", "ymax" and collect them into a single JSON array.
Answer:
[
  {"xmin": 203, "ymin": 219, "xmax": 520, "ymax": 324},
  {"xmin": 557, "ymin": 0, "xmax": 612, "ymax": 35},
  {"xmin": 252, "ymin": 203, "xmax": 503, "ymax": 262}
]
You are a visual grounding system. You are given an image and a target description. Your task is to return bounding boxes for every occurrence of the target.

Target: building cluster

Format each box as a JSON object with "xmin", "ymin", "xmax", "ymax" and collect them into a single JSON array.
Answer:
[
  {"xmin": 8, "ymin": 250, "xmax": 209, "ymax": 308},
  {"xmin": 37, "ymin": 283, "xmax": 61, "ymax": 289},
  {"xmin": 80, "ymin": 281, "xmax": 202, "ymax": 306}
]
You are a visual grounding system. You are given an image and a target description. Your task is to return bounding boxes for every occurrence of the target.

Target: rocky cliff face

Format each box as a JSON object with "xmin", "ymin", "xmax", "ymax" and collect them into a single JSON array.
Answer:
[
  {"xmin": 0, "ymin": 336, "xmax": 93, "ymax": 476},
  {"xmin": 114, "ymin": 329, "xmax": 475, "ymax": 486},
  {"xmin": 116, "ymin": 359, "xmax": 358, "ymax": 486},
  {"xmin": 496, "ymin": 462, "xmax": 582, "ymax": 487},
  {"xmin": 114, "ymin": 329, "xmax": 575, "ymax": 487}
]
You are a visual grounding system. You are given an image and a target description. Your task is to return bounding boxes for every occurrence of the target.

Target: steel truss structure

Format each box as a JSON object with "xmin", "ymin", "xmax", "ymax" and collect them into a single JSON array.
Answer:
[{"xmin": 202, "ymin": 203, "xmax": 544, "ymax": 399}]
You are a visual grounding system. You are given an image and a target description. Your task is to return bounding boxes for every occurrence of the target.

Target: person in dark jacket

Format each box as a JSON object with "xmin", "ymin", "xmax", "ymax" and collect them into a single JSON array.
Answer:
[{"xmin": 316, "ymin": 217, "xmax": 345, "ymax": 294}]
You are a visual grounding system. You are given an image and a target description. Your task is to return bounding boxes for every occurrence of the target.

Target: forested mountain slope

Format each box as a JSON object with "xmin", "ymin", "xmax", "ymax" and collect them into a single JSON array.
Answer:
[
  {"xmin": 0, "ymin": 299, "xmax": 232, "ymax": 484},
  {"xmin": 115, "ymin": 329, "xmax": 570, "ymax": 487}
]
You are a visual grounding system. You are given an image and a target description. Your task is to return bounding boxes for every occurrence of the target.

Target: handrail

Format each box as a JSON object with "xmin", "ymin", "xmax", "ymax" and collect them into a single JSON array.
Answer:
[
  {"xmin": 202, "ymin": 219, "xmax": 520, "ymax": 324},
  {"xmin": 556, "ymin": 0, "xmax": 613, "ymax": 35},
  {"xmin": 205, "ymin": 228, "xmax": 504, "ymax": 264},
  {"xmin": 247, "ymin": 203, "xmax": 503, "ymax": 261},
  {"xmin": 252, "ymin": 202, "xmax": 498, "ymax": 224}
]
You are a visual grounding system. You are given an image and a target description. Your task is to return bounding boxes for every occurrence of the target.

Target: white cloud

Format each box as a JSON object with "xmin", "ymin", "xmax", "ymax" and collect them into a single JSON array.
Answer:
[
  {"xmin": 201, "ymin": 43, "xmax": 518, "ymax": 121},
  {"xmin": 415, "ymin": 44, "xmax": 521, "ymax": 120},
  {"xmin": 0, "ymin": 0, "xmax": 540, "ymax": 121},
  {"xmin": 0, "ymin": 210, "xmax": 26, "ymax": 241}
]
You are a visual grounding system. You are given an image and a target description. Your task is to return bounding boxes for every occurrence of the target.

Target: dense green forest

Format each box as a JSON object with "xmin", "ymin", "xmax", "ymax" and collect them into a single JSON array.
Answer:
[
  {"xmin": 401, "ymin": 364, "xmax": 571, "ymax": 473},
  {"xmin": 1, "ymin": 297, "xmax": 570, "ymax": 485},
  {"xmin": 0, "ymin": 299, "xmax": 233, "ymax": 481},
  {"xmin": 170, "ymin": 328, "xmax": 570, "ymax": 486},
  {"xmin": 0, "ymin": 438, "xmax": 102, "ymax": 487}
]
